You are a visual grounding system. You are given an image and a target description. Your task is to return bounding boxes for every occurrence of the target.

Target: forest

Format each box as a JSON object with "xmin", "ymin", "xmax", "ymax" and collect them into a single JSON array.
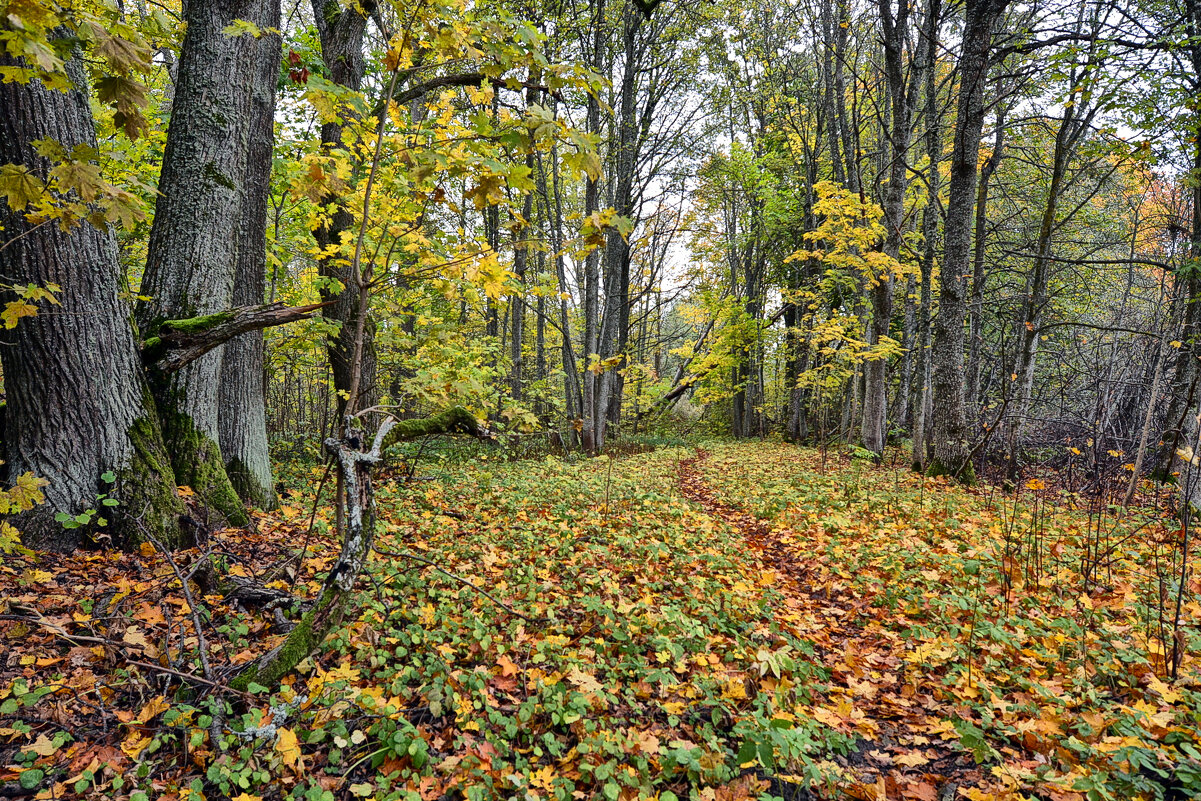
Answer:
[{"xmin": 2, "ymin": 0, "xmax": 1201, "ymax": 798}]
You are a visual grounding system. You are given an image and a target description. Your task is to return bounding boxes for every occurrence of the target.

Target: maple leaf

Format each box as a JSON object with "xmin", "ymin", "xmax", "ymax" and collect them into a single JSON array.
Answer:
[
  {"xmin": 276, "ymin": 727, "xmax": 304, "ymax": 774},
  {"xmin": 0, "ymin": 164, "xmax": 44, "ymax": 212},
  {"xmin": 567, "ymin": 667, "xmax": 603, "ymax": 693}
]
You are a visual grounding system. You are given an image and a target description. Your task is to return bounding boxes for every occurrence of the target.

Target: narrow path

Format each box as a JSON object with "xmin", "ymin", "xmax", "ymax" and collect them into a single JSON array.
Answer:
[{"xmin": 677, "ymin": 450, "xmax": 983, "ymax": 801}]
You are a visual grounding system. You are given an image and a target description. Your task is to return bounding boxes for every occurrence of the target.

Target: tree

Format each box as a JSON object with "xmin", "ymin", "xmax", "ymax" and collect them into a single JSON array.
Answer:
[
  {"xmin": 0, "ymin": 46, "xmax": 184, "ymax": 552},
  {"xmin": 220, "ymin": 0, "xmax": 284, "ymax": 509},
  {"xmin": 1, "ymin": 3, "xmax": 317, "ymax": 549},
  {"xmin": 928, "ymin": 0, "xmax": 1010, "ymax": 481}
]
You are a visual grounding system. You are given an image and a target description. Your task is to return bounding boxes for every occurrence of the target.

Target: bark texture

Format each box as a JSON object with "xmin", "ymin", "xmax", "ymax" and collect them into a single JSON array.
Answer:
[
  {"xmin": 221, "ymin": 1, "xmax": 282, "ymax": 510},
  {"xmin": 863, "ymin": 0, "xmax": 913, "ymax": 457},
  {"xmin": 0, "ymin": 52, "xmax": 184, "ymax": 552},
  {"xmin": 137, "ymin": 0, "xmax": 259, "ymax": 526},
  {"xmin": 928, "ymin": 0, "xmax": 1008, "ymax": 481}
]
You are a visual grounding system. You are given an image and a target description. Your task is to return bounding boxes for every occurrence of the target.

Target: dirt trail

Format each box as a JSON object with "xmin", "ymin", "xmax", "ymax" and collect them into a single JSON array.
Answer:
[{"xmin": 677, "ymin": 450, "xmax": 984, "ymax": 801}]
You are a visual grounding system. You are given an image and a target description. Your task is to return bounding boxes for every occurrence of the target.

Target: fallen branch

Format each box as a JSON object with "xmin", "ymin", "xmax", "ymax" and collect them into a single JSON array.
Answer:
[
  {"xmin": 379, "ymin": 406, "xmax": 493, "ymax": 452},
  {"xmin": 230, "ymin": 417, "xmax": 397, "ymax": 691},
  {"xmin": 144, "ymin": 301, "xmax": 334, "ymax": 373}
]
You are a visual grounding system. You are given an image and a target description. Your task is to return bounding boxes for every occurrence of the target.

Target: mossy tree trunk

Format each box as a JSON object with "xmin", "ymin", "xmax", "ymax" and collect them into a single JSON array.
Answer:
[
  {"xmin": 136, "ymin": 0, "xmax": 265, "ymax": 527},
  {"xmin": 0, "ymin": 50, "xmax": 185, "ymax": 552},
  {"xmin": 220, "ymin": 0, "xmax": 283, "ymax": 511}
]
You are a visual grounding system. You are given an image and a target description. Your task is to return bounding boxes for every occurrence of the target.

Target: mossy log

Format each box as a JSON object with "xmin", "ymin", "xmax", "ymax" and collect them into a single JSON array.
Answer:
[
  {"xmin": 380, "ymin": 406, "xmax": 489, "ymax": 451},
  {"xmin": 143, "ymin": 301, "xmax": 333, "ymax": 374}
]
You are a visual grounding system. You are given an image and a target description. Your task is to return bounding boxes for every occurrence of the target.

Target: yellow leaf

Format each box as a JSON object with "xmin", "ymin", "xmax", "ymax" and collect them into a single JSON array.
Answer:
[
  {"xmin": 567, "ymin": 667, "xmax": 603, "ymax": 693},
  {"xmin": 121, "ymin": 733, "xmax": 152, "ymax": 760},
  {"xmin": 276, "ymin": 727, "xmax": 304, "ymax": 774},
  {"xmin": 136, "ymin": 695, "xmax": 170, "ymax": 723},
  {"xmin": 895, "ymin": 751, "xmax": 929, "ymax": 767},
  {"xmin": 1, "ymin": 300, "xmax": 37, "ymax": 329},
  {"xmin": 23, "ymin": 733, "xmax": 58, "ymax": 757},
  {"xmin": 232, "ymin": 795, "xmax": 262, "ymax": 801},
  {"xmin": 1147, "ymin": 675, "xmax": 1181, "ymax": 705},
  {"xmin": 721, "ymin": 678, "xmax": 748, "ymax": 701}
]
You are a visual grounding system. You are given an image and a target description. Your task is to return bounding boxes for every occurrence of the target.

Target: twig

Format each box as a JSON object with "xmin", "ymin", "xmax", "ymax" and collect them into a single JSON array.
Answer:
[{"xmin": 144, "ymin": 532, "xmax": 214, "ymax": 682}]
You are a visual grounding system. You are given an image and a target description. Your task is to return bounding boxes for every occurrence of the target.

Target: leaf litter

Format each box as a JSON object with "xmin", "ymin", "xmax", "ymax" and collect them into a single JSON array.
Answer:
[{"xmin": 0, "ymin": 442, "xmax": 1199, "ymax": 801}]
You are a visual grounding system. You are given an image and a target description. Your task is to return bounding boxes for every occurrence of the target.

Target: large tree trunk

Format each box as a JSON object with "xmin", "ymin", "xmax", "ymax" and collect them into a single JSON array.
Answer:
[
  {"xmin": 220, "ymin": 0, "xmax": 281, "ymax": 509},
  {"xmin": 928, "ymin": 0, "xmax": 1008, "ymax": 481},
  {"xmin": 137, "ymin": 0, "xmax": 260, "ymax": 526},
  {"xmin": 0, "ymin": 52, "xmax": 185, "ymax": 552},
  {"xmin": 910, "ymin": 0, "xmax": 942, "ymax": 470}
]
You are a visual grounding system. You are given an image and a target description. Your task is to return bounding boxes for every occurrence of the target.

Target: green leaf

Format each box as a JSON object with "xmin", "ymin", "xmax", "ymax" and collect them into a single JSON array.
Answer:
[{"xmin": 19, "ymin": 769, "xmax": 44, "ymax": 791}]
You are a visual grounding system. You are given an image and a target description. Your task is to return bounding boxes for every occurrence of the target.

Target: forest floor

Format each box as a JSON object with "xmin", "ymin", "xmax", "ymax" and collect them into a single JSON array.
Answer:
[{"xmin": 2, "ymin": 441, "xmax": 1200, "ymax": 801}]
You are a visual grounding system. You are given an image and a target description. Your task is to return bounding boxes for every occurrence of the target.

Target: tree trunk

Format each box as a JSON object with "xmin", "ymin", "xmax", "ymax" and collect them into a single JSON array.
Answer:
[
  {"xmin": 1156, "ymin": 0, "xmax": 1201, "ymax": 486},
  {"xmin": 911, "ymin": 0, "xmax": 942, "ymax": 470},
  {"xmin": 220, "ymin": 0, "xmax": 281, "ymax": 510},
  {"xmin": 581, "ymin": 0, "xmax": 606, "ymax": 453},
  {"xmin": 863, "ymin": 0, "xmax": 913, "ymax": 457},
  {"xmin": 0, "ymin": 51, "xmax": 185, "ymax": 552},
  {"xmin": 965, "ymin": 112, "xmax": 1005, "ymax": 413},
  {"xmin": 231, "ymin": 408, "xmax": 489, "ymax": 691},
  {"xmin": 1007, "ymin": 97, "xmax": 1096, "ymax": 476},
  {"xmin": 928, "ymin": 0, "xmax": 1008, "ymax": 481},
  {"xmin": 137, "ymin": 0, "xmax": 260, "ymax": 525},
  {"xmin": 596, "ymin": 4, "xmax": 643, "ymax": 451}
]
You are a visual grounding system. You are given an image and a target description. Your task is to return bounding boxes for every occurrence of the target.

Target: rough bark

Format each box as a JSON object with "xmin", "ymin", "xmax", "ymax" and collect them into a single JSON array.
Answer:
[
  {"xmin": 145, "ymin": 303, "xmax": 330, "ymax": 374},
  {"xmin": 928, "ymin": 0, "xmax": 1008, "ymax": 482},
  {"xmin": 137, "ymin": 0, "xmax": 259, "ymax": 526},
  {"xmin": 0, "ymin": 52, "xmax": 184, "ymax": 552},
  {"xmin": 221, "ymin": 0, "xmax": 282, "ymax": 510},
  {"xmin": 595, "ymin": 3, "xmax": 643, "ymax": 451}
]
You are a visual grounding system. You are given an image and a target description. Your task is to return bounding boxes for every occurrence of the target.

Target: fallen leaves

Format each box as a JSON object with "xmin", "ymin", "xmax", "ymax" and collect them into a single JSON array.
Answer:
[{"xmin": 3, "ymin": 443, "xmax": 1200, "ymax": 801}]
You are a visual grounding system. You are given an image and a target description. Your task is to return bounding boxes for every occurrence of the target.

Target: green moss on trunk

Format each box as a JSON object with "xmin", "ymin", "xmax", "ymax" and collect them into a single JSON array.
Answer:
[
  {"xmin": 381, "ymin": 406, "xmax": 482, "ymax": 451},
  {"xmin": 159, "ymin": 310, "xmax": 236, "ymax": 335},
  {"xmin": 226, "ymin": 457, "xmax": 277, "ymax": 511},
  {"xmin": 230, "ymin": 594, "xmax": 341, "ymax": 691},
  {"xmin": 161, "ymin": 409, "xmax": 249, "ymax": 527},
  {"xmin": 117, "ymin": 413, "xmax": 188, "ymax": 549}
]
